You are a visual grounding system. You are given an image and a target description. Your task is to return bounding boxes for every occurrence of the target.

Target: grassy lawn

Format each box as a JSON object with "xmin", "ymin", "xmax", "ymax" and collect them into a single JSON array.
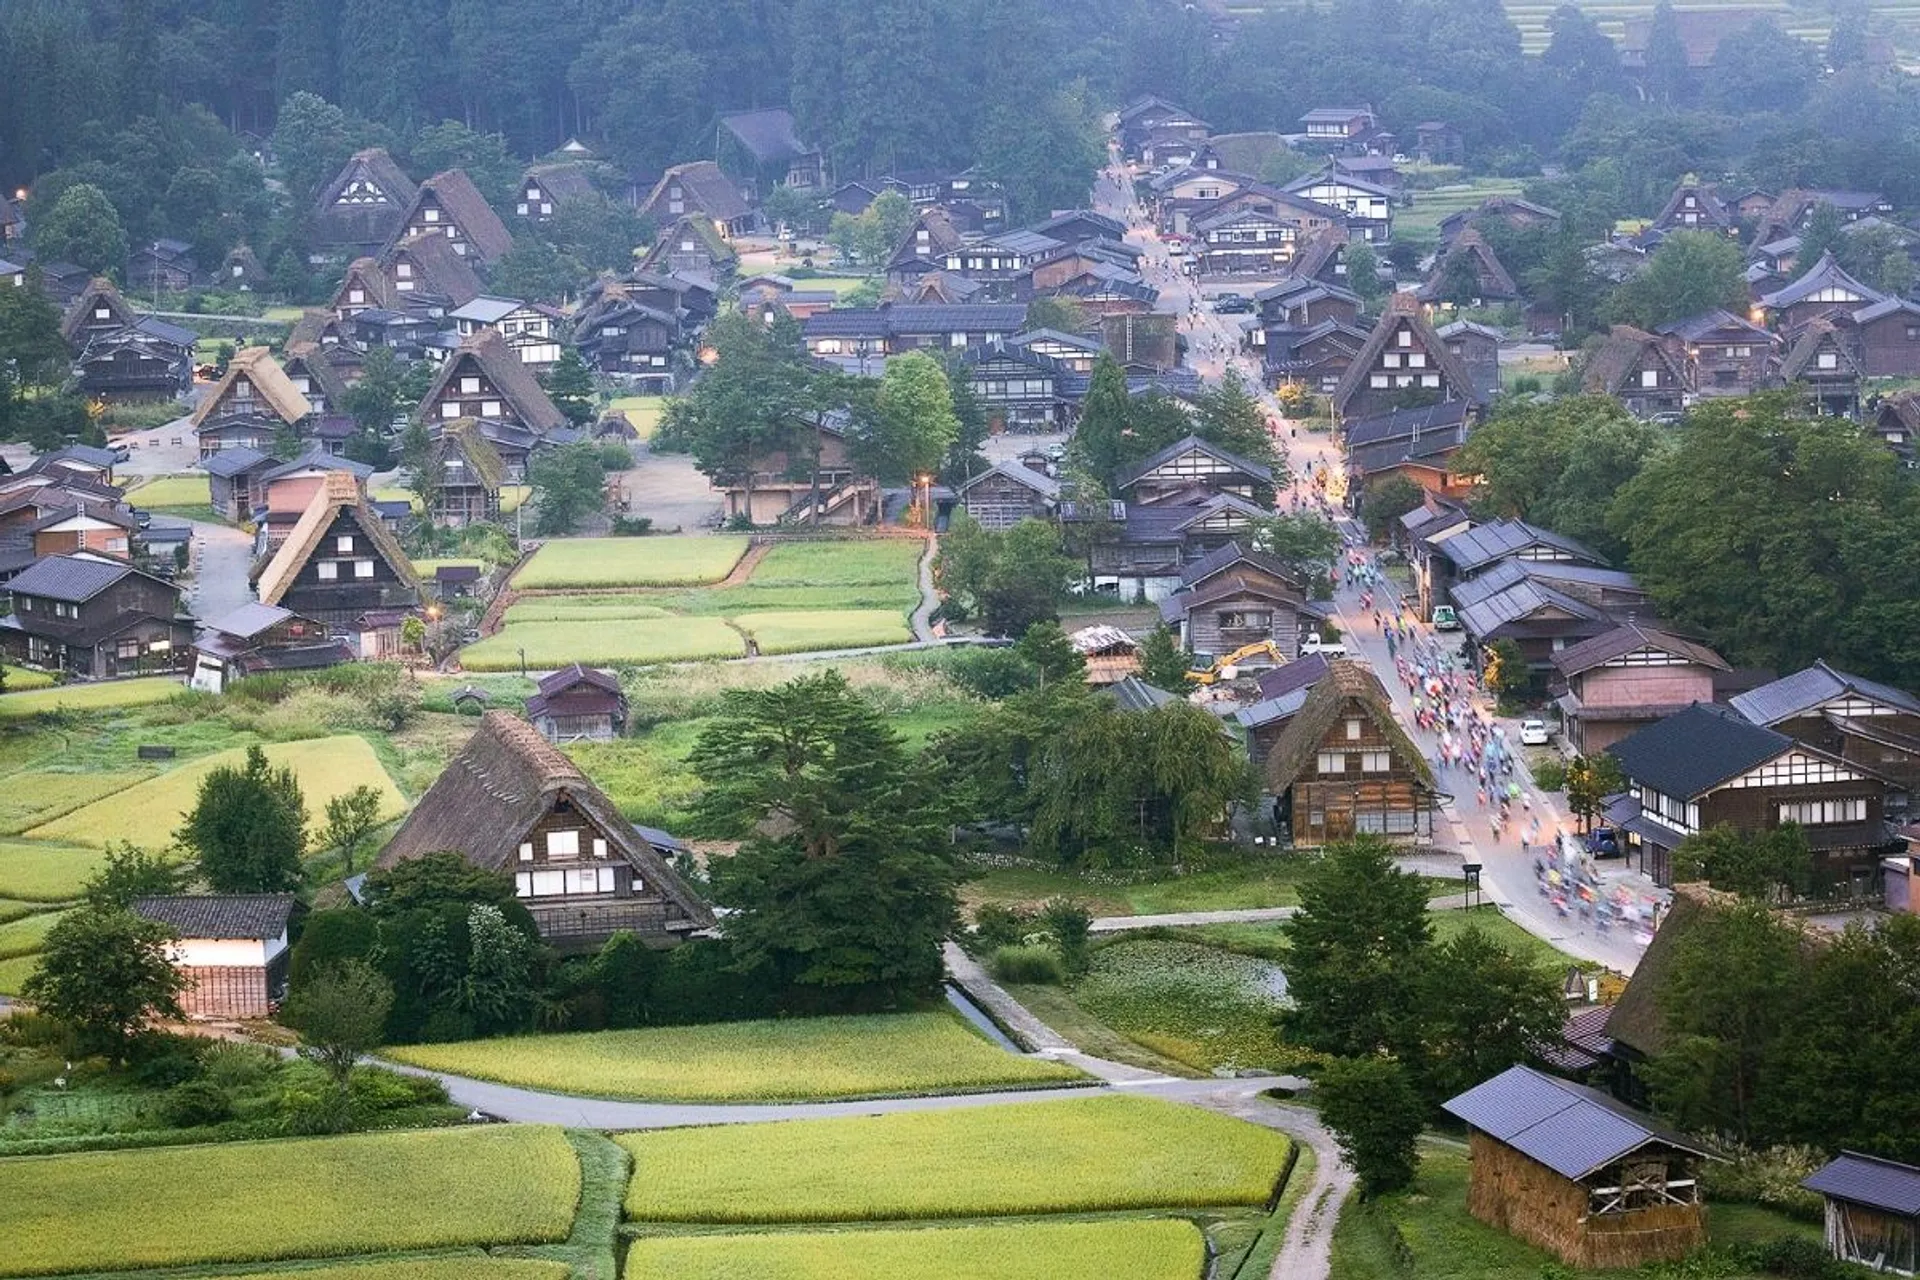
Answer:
[
  {"xmin": 1429, "ymin": 906, "xmax": 1595, "ymax": 973},
  {"xmin": 1071, "ymin": 938, "xmax": 1302, "ymax": 1074},
  {"xmin": 0, "ymin": 1124, "xmax": 581, "ymax": 1277},
  {"xmin": 514, "ymin": 535, "xmax": 749, "ymax": 589},
  {"xmin": 0, "ymin": 666, "xmax": 55, "ymax": 692},
  {"xmin": 566, "ymin": 724, "xmax": 708, "ymax": 832},
  {"xmin": 0, "ymin": 838, "xmax": 115, "ymax": 901},
  {"xmin": 619, "ymin": 1095, "xmax": 1292, "ymax": 1223},
  {"xmin": 1329, "ymin": 1146, "xmax": 1817, "ymax": 1280},
  {"xmin": 0, "ymin": 770, "xmax": 153, "ymax": 836},
  {"xmin": 606, "ymin": 395, "xmax": 667, "ymax": 440},
  {"xmin": 461, "ymin": 617, "xmax": 743, "ymax": 670},
  {"xmin": 1398, "ymin": 179, "xmax": 1528, "ymax": 238},
  {"xmin": 624, "ymin": 1219, "xmax": 1207, "ymax": 1280},
  {"xmin": 29, "ymin": 734, "xmax": 406, "ymax": 846},
  {"xmin": 0, "ymin": 677, "xmax": 184, "ymax": 720},
  {"xmin": 732, "ymin": 608, "xmax": 912, "ymax": 653},
  {"xmin": 123, "ymin": 473, "xmax": 210, "ymax": 508},
  {"xmin": 385, "ymin": 1011, "xmax": 1085, "ymax": 1103}
]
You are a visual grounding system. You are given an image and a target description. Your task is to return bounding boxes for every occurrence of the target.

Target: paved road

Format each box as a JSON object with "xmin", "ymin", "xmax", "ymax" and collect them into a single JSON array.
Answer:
[
  {"xmin": 185, "ymin": 517, "xmax": 256, "ymax": 623},
  {"xmin": 1092, "ymin": 158, "xmax": 1661, "ymax": 978}
]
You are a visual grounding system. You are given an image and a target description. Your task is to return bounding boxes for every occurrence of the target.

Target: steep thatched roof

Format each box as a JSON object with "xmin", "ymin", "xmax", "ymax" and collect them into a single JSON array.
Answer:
[
  {"xmin": 190, "ymin": 347, "xmax": 313, "ymax": 429},
  {"xmin": 419, "ymin": 329, "xmax": 567, "ymax": 433},
  {"xmin": 384, "ymin": 230, "xmax": 486, "ymax": 308},
  {"xmin": 1264, "ymin": 659, "xmax": 1437, "ymax": 794},
  {"xmin": 60, "ymin": 278, "xmax": 135, "ymax": 344},
  {"xmin": 1330, "ymin": 292, "xmax": 1479, "ymax": 417},
  {"xmin": 1603, "ymin": 883, "xmax": 1736, "ymax": 1058},
  {"xmin": 395, "ymin": 169, "xmax": 514, "ymax": 263},
  {"xmin": 374, "ymin": 711, "xmax": 714, "ymax": 928},
  {"xmin": 429, "ymin": 417, "xmax": 508, "ymax": 491},
  {"xmin": 255, "ymin": 470, "xmax": 419, "ymax": 606}
]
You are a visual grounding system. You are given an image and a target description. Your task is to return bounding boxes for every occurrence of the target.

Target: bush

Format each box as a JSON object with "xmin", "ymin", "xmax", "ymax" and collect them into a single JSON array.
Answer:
[
  {"xmin": 162, "ymin": 1079, "xmax": 234, "ymax": 1127},
  {"xmin": 948, "ymin": 647, "xmax": 1037, "ymax": 699},
  {"xmin": 1041, "ymin": 898, "xmax": 1093, "ymax": 977},
  {"xmin": 1703, "ymin": 1142, "xmax": 1827, "ymax": 1222},
  {"xmin": 1533, "ymin": 759, "xmax": 1567, "ymax": 791},
  {"xmin": 970, "ymin": 902, "xmax": 1036, "ymax": 954},
  {"xmin": 610, "ymin": 515, "xmax": 654, "ymax": 536},
  {"xmin": 992, "ymin": 944, "xmax": 1065, "ymax": 985},
  {"xmin": 1751, "ymin": 1236, "xmax": 1847, "ymax": 1279},
  {"xmin": 199, "ymin": 1042, "xmax": 278, "ymax": 1091}
]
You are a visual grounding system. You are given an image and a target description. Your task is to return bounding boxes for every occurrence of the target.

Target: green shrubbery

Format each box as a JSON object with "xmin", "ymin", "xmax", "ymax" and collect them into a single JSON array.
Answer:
[
  {"xmin": 1702, "ymin": 1143, "xmax": 1827, "ymax": 1222},
  {"xmin": 992, "ymin": 944, "xmax": 1065, "ymax": 985}
]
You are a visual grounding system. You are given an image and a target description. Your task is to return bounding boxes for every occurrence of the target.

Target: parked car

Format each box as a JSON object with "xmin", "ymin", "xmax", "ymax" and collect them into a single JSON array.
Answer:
[
  {"xmin": 1519, "ymin": 718, "xmax": 1551, "ymax": 746},
  {"xmin": 1212, "ymin": 294, "xmax": 1253, "ymax": 314},
  {"xmin": 1586, "ymin": 827, "xmax": 1621, "ymax": 858},
  {"xmin": 1300, "ymin": 633, "xmax": 1349, "ymax": 658},
  {"xmin": 1430, "ymin": 604, "xmax": 1459, "ymax": 631}
]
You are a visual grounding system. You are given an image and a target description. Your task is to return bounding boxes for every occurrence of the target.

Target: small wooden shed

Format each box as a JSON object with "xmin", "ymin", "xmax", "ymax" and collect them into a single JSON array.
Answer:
[
  {"xmin": 1443, "ymin": 1065, "xmax": 1713, "ymax": 1268},
  {"xmin": 1803, "ymin": 1152, "xmax": 1920, "ymax": 1275}
]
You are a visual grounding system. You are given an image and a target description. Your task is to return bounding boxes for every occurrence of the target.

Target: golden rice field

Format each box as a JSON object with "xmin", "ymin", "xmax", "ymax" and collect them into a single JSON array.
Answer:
[
  {"xmin": 0, "ymin": 665, "xmax": 56, "ymax": 692},
  {"xmin": 0, "ymin": 771, "xmax": 154, "ymax": 837},
  {"xmin": 385, "ymin": 1011, "xmax": 1086, "ymax": 1103},
  {"xmin": 502, "ymin": 596, "xmax": 675, "ymax": 623},
  {"xmin": 217, "ymin": 1260, "xmax": 570, "ymax": 1280},
  {"xmin": 514, "ymin": 535, "xmax": 749, "ymax": 589},
  {"xmin": 748, "ymin": 539, "xmax": 925, "ymax": 587},
  {"xmin": 623, "ymin": 1219, "xmax": 1208, "ymax": 1280},
  {"xmin": 0, "ymin": 1125, "xmax": 581, "ymax": 1277},
  {"xmin": 0, "ymin": 839, "xmax": 130, "ymax": 902},
  {"xmin": 27, "ymin": 735, "xmax": 406, "ymax": 847},
  {"xmin": 619, "ymin": 1095, "xmax": 1293, "ymax": 1222},
  {"xmin": 0, "ymin": 908, "xmax": 66, "ymax": 960},
  {"xmin": 0, "ymin": 677, "xmax": 184, "ymax": 721},
  {"xmin": 0, "ymin": 952, "xmax": 39, "ymax": 995}
]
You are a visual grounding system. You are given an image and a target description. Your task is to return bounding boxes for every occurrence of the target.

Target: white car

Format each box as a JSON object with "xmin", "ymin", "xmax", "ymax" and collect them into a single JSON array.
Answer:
[
  {"xmin": 1519, "ymin": 719, "xmax": 1551, "ymax": 746},
  {"xmin": 1300, "ymin": 634, "xmax": 1349, "ymax": 658}
]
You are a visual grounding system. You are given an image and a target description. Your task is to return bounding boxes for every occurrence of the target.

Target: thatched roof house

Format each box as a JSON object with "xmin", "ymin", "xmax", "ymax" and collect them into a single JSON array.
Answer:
[
  {"xmin": 1264, "ymin": 659, "xmax": 1440, "ymax": 845},
  {"xmin": 376, "ymin": 711, "xmax": 713, "ymax": 949},
  {"xmin": 254, "ymin": 470, "xmax": 419, "ymax": 623}
]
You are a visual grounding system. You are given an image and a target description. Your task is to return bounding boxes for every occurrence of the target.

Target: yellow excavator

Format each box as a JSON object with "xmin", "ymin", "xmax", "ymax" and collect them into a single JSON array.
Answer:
[{"xmin": 1185, "ymin": 640, "xmax": 1288, "ymax": 685}]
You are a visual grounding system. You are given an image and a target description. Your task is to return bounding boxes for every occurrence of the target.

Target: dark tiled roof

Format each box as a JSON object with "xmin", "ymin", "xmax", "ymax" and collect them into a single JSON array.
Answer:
[
  {"xmin": 1255, "ymin": 652, "xmax": 1331, "ymax": 700},
  {"xmin": 1551, "ymin": 624, "xmax": 1729, "ymax": 678},
  {"xmin": 957, "ymin": 461, "xmax": 1060, "ymax": 500},
  {"xmin": 1655, "ymin": 309, "xmax": 1769, "ymax": 342},
  {"xmin": 202, "ymin": 446, "xmax": 274, "ymax": 479},
  {"xmin": 1180, "ymin": 541, "xmax": 1301, "ymax": 590},
  {"xmin": 1761, "ymin": 252, "xmax": 1885, "ymax": 310},
  {"xmin": 1804, "ymin": 1153, "xmax": 1920, "ymax": 1216},
  {"xmin": 1115, "ymin": 434, "xmax": 1275, "ymax": 490},
  {"xmin": 1608, "ymin": 702, "xmax": 1792, "ymax": 798},
  {"xmin": 1346, "ymin": 423, "xmax": 1469, "ymax": 478},
  {"xmin": 261, "ymin": 449, "xmax": 375, "ymax": 483},
  {"xmin": 133, "ymin": 894, "xmax": 295, "ymax": 940},
  {"xmin": 1342, "ymin": 400, "xmax": 1471, "ymax": 449},
  {"xmin": 804, "ymin": 304, "xmax": 1029, "ymax": 339},
  {"xmin": 1443, "ymin": 1065, "xmax": 1710, "ymax": 1180},
  {"xmin": 1730, "ymin": 661, "xmax": 1920, "ymax": 725},
  {"xmin": 6, "ymin": 553, "xmax": 134, "ymax": 602},
  {"xmin": 1537, "ymin": 1004, "xmax": 1615, "ymax": 1073},
  {"xmin": 1102, "ymin": 676, "xmax": 1180, "ymax": 711}
]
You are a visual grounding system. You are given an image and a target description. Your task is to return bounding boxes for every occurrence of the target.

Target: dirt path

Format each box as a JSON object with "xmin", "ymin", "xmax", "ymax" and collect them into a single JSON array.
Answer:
[
  {"xmin": 717, "ymin": 540, "xmax": 771, "ymax": 587},
  {"xmin": 909, "ymin": 533, "xmax": 939, "ymax": 641},
  {"xmin": 1197, "ymin": 1091, "xmax": 1356, "ymax": 1280}
]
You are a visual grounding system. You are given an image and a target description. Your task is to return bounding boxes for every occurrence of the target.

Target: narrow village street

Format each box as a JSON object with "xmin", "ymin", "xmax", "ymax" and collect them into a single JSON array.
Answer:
[{"xmin": 1091, "ymin": 156, "xmax": 1660, "ymax": 977}]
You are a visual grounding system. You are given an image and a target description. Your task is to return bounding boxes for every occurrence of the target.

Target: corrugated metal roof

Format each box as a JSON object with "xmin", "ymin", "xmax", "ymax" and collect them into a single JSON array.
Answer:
[
  {"xmin": 1442, "ymin": 1065, "xmax": 1709, "ymax": 1180},
  {"xmin": 1804, "ymin": 1152, "xmax": 1920, "ymax": 1216}
]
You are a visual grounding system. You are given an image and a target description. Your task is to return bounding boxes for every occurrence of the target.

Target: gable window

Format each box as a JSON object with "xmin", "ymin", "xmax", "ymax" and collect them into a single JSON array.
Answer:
[
  {"xmin": 1362, "ymin": 750, "xmax": 1392, "ymax": 773},
  {"xmin": 354, "ymin": 560, "xmax": 374, "ymax": 579},
  {"xmin": 441, "ymin": 401, "xmax": 461, "ymax": 419},
  {"xmin": 519, "ymin": 842, "xmax": 534, "ymax": 862},
  {"xmin": 1817, "ymin": 351, "xmax": 1838, "ymax": 370},
  {"xmin": 317, "ymin": 561, "xmax": 338, "ymax": 580},
  {"xmin": 1345, "ymin": 718, "xmax": 1362, "ymax": 740},
  {"xmin": 1407, "ymin": 352, "xmax": 1426, "ymax": 369},
  {"xmin": 1370, "ymin": 374, "xmax": 1389, "ymax": 388},
  {"xmin": 460, "ymin": 376, "xmax": 481, "ymax": 394},
  {"xmin": 547, "ymin": 829, "xmax": 580, "ymax": 858},
  {"xmin": 482, "ymin": 401, "xmax": 502, "ymax": 418},
  {"xmin": 1640, "ymin": 369, "xmax": 1660, "ymax": 387},
  {"xmin": 347, "ymin": 288, "xmax": 364, "ymax": 304},
  {"xmin": 1317, "ymin": 751, "xmax": 1347, "ymax": 774},
  {"xmin": 1396, "ymin": 329, "xmax": 1411, "ymax": 348},
  {"xmin": 336, "ymin": 535, "xmax": 354, "ymax": 554},
  {"xmin": 423, "ymin": 208, "xmax": 440, "ymax": 222}
]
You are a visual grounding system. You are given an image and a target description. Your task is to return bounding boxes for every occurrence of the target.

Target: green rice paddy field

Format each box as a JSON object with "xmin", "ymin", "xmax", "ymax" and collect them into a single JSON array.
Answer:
[{"xmin": 469, "ymin": 537, "xmax": 924, "ymax": 670}]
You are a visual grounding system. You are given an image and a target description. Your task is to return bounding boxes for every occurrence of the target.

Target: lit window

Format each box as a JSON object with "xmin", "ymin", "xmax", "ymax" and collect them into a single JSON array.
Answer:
[
  {"xmin": 1345, "ymin": 719, "xmax": 1362, "ymax": 740},
  {"xmin": 460, "ymin": 376, "xmax": 481, "ymax": 394},
  {"xmin": 1641, "ymin": 369, "xmax": 1659, "ymax": 388},
  {"xmin": 1362, "ymin": 751, "xmax": 1392, "ymax": 773},
  {"xmin": 440, "ymin": 401, "xmax": 461, "ymax": 418},
  {"xmin": 423, "ymin": 208, "xmax": 440, "ymax": 222}
]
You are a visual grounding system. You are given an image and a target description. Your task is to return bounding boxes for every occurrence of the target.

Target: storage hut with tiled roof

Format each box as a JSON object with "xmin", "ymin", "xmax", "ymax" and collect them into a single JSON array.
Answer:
[
  {"xmin": 133, "ymin": 893, "xmax": 297, "ymax": 1018},
  {"xmin": 376, "ymin": 711, "xmax": 713, "ymax": 949}
]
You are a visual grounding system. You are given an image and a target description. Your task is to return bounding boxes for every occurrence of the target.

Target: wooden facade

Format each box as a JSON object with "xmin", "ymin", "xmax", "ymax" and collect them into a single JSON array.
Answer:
[
  {"xmin": 1466, "ymin": 1130, "xmax": 1706, "ymax": 1269},
  {"xmin": 1263, "ymin": 661, "xmax": 1438, "ymax": 845},
  {"xmin": 957, "ymin": 464, "xmax": 1059, "ymax": 532},
  {"xmin": 1, "ymin": 556, "xmax": 192, "ymax": 679},
  {"xmin": 1552, "ymin": 628, "xmax": 1727, "ymax": 756},
  {"xmin": 724, "ymin": 416, "xmax": 878, "ymax": 526}
]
